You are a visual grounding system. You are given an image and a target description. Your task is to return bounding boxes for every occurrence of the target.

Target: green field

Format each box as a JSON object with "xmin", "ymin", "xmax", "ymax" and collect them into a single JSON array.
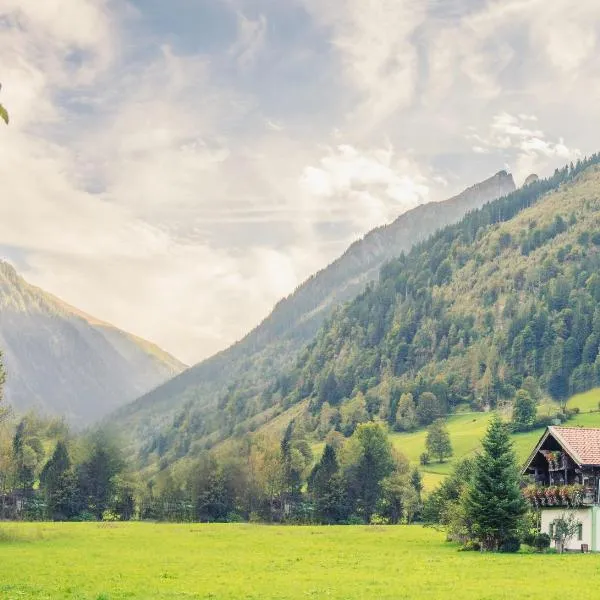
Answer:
[
  {"xmin": 389, "ymin": 388, "xmax": 600, "ymax": 490},
  {"xmin": 1, "ymin": 522, "xmax": 600, "ymax": 599}
]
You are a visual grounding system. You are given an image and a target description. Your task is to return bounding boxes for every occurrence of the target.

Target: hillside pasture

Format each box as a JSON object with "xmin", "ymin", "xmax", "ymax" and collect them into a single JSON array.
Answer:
[{"xmin": 388, "ymin": 388, "xmax": 600, "ymax": 489}]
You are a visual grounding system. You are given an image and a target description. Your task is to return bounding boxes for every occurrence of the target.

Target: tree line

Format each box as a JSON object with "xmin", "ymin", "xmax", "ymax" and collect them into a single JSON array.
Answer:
[{"xmin": 0, "ymin": 403, "xmax": 423, "ymax": 524}]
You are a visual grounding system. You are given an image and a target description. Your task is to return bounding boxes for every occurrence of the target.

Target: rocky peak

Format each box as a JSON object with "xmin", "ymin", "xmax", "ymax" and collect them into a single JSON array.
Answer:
[{"xmin": 524, "ymin": 174, "xmax": 539, "ymax": 187}]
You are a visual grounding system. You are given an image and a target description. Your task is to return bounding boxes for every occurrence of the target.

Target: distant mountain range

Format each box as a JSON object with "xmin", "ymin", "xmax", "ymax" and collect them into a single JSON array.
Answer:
[
  {"xmin": 109, "ymin": 170, "xmax": 516, "ymax": 452},
  {"xmin": 0, "ymin": 262, "xmax": 185, "ymax": 425}
]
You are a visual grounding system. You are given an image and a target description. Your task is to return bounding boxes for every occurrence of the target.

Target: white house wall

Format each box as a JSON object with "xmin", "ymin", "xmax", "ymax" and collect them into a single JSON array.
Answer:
[{"xmin": 541, "ymin": 508, "xmax": 594, "ymax": 551}]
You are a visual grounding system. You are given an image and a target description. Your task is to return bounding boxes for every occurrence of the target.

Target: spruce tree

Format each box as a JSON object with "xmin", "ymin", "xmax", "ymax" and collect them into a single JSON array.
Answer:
[
  {"xmin": 464, "ymin": 415, "xmax": 526, "ymax": 550},
  {"xmin": 511, "ymin": 389, "xmax": 536, "ymax": 432},
  {"xmin": 40, "ymin": 441, "xmax": 78, "ymax": 520},
  {"xmin": 308, "ymin": 444, "xmax": 347, "ymax": 523}
]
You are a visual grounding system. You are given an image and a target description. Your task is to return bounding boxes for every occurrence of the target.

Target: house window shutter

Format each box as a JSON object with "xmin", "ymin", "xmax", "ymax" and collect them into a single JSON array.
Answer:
[{"xmin": 578, "ymin": 523, "xmax": 583, "ymax": 541}]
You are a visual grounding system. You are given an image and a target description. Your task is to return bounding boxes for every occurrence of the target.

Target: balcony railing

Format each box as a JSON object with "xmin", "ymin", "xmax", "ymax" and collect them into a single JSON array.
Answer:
[{"xmin": 523, "ymin": 484, "xmax": 595, "ymax": 508}]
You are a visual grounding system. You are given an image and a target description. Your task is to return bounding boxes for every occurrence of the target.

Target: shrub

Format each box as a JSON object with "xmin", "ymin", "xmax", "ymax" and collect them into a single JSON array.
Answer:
[
  {"xmin": 226, "ymin": 512, "xmax": 244, "ymax": 523},
  {"xmin": 459, "ymin": 540, "xmax": 481, "ymax": 552},
  {"xmin": 534, "ymin": 533, "xmax": 551, "ymax": 552},
  {"xmin": 346, "ymin": 515, "xmax": 365, "ymax": 525},
  {"xmin": 499, "ymin": 537, "xmax": 521, "ymax": 553},
  {"xmin": 522, "ymin": 531, "xmax": 536, "ymax": 546},
  {"xmin": 420, "ymin": 452, "xmax": 430, "ymax": 466},
  {"xmin": 370, "ymin": 514, "xmax": 389, "ymax": 525},
  {"xmin": 73, "ymin": 511, "xmax": 96, "ymax": 522}
]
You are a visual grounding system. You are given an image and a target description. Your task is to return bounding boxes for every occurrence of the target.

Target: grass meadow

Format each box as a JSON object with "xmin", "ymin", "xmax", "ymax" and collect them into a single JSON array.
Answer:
[{"xmin": 1, "ymin": 522, "xmax": 600, "ymax": 600}]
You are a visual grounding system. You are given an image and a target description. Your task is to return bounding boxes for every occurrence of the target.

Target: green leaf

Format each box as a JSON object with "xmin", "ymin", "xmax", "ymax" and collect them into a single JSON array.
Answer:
[{"xmin": 0, "ymin": 103, "xmax": 9, "ymax": 125}]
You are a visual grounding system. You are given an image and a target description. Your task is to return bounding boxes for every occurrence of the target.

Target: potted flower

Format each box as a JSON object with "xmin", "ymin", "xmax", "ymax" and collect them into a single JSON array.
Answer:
[{"xmin": 545, "ymin": 486, "xmax": 559, "ymax": 505}]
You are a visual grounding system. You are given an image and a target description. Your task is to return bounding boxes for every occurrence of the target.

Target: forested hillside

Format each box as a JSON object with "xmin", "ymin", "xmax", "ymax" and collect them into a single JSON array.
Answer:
[
  {"xmin": 0, "ymin": 263, "xmax": 185, "ymax": 425},
  {"xmin": 142, "ymin": 156, "xmax": 600, "ymax": 468},
  {"xmin": 110, "ymin": 172, "xmax": 514, "ymax": 447}
]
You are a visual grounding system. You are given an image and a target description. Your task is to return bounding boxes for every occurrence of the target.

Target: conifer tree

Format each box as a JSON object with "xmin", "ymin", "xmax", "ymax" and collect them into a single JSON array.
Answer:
[
  {"xmin": 344, "ymin": 423, "xmax": 396, "ymax": 522},
  {"xmin": 464, "ymin": 415, "xmax": 526, "ymax": 551},
  {"xmin": 40, "ymin": 441, "xmax": 78, "ymax": 520},
  {"xmin": 308, "ymin": 444, "xmax": 347, "ymax": 523},
  {"xmin": 511, "ymin": 389, "xmax": 536, "ymax": 432}
]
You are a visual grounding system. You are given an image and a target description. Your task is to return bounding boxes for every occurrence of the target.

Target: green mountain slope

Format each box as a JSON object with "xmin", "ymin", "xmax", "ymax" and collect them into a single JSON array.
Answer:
[
  {"xmin": 0, "ymin": 263, "xmax": 185, "ymax": 425},
  {"xmin": 138, "ymin": 155, "xmax": 600, "ymax": 469},
  {"xmin": 109, "ymin": 171, "xmax": 514, "ymax": 445}
]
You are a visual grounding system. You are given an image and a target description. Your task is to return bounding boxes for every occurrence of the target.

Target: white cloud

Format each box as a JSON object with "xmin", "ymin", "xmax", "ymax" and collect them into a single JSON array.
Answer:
[
  {"xmin": 302, "ymin": 0, "xmax": 426, "ymax": 132},
  {"xmin": 2, "ymin": 0, "xmax": 600, "ymax": 366},
  {"xmin": 229, "ymin": 12, "xmax": 268, "ymax": 68},
  {"xmin": 469, "ymin": 112, "xmax": 581, "ymax": 182},
  {"xmin": 300, "ymin": 144, "xmax": 429, "ymax": 232}
]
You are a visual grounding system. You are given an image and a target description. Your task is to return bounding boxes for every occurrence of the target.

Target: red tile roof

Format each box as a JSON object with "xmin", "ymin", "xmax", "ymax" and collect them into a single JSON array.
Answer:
[{"xmin": 550, "ymin": 426, "xmax": 600, "ymax": 466}]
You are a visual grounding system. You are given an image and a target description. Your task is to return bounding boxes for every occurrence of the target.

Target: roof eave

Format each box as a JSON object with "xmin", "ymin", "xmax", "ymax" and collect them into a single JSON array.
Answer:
[
  {"xmin": 521, "ymin": 426, "xmax": 586, "ymax": 473},
  {"xmin": 547, "ymin": 426, "xmax": 584, "ymax": 466}
]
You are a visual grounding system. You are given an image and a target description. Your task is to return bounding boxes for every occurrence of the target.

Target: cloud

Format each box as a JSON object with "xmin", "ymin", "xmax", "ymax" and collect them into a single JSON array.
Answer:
[
  {"xmin": 300, "ymin": 144, "xmax": 429, "ymax": 231},
  {"xmin": 469, "ymin": 112, "xmax": 580, "ymax": 182},
  {"xmin": 2, "ymin": 0, "xmax": 600, "ymax": 366},
  {"xmin": 301, "ymin": 0, "xmax": 426, "ymax": 133},
  {"xmin": 229, "ymin": 12, "xmax": 268, "ymax": 68}
]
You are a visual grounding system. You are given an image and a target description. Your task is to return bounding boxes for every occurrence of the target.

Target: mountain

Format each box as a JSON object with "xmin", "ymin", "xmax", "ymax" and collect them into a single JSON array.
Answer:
[
  {"xmin": 0, "ymin": 262, "xmax": 185, "ymax": 425},
  {"xmin": 133, "ymin": 154, "xmax": 600, "ymax": 469},
  {"xmin": 109, "ymin": 170, "xmax": 515, "ymax": 451}
]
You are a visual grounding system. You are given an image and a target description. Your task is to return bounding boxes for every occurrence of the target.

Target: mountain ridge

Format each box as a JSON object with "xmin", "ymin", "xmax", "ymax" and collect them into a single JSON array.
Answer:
[
  {"xmin": 0, "ymin": 261, "xmax": 185, "ymax": 425},
  {"xmin": 110, "ymin": 170, "xmax": 516, "ymax": 444},
  {"xmin": 130, "ymin": 155, "xmax": 600, "ymax": 471}
]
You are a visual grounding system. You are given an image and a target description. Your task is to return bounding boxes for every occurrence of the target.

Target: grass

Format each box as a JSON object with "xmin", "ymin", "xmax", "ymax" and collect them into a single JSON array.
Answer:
[{"xmin": 1, "ymin": 522, "xmax": 599, "ymax": 599}]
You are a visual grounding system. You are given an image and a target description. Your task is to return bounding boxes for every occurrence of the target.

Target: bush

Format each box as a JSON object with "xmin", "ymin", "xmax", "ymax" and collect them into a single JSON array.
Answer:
[
  {"xmin": 534, "ymin": 533, "xmax": 551, "ymax": 552},
  {"xmin": 346, "ymin": 515, "xmax": 365, "ymax": 525},
  {"xmin": 522, "ymin": 531, "xmax": 536, "ymax": 547},
  {"xmin": 73, "ymin": 511, "xmax": 96, "ymax": 522},
  {"xmin": 459, "ymin": 540, "xmax": 481, "ymax": 552},
  {"xmin": 226, "ymin": 512, "xmax": 244, "ymax": 523},
  {"xmin": 499, "ymin": 536, "xmax": 521, "ymax": 553},
  {"xmin": 370, "ymin": 514, "xmax": 389, "ymax": 525},
  {"xmin": 420, "ymin": 452, "xmax": 430, "ymax": 466}
]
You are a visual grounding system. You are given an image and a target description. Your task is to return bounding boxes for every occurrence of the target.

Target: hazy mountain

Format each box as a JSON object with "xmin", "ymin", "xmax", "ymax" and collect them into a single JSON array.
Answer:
[
  {"xmin": 110, "ymin": 170, "xmax": 515, "ymax": 443},
  {"xmin": 0, "ymin": 262, "xmax": 185, "ymax": 425},
  {"xmin": 136, "ymin": 155, "xmax": 600, "ymax": 468}
]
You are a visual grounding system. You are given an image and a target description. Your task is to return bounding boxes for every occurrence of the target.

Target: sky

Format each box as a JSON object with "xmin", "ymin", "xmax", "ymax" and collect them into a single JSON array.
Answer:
[{"xmin": 0, "ymin": 0, "xmax": 598, "ymax": 364}]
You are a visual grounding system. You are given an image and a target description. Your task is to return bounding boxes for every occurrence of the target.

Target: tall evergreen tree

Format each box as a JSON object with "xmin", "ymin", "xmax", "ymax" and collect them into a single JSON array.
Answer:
[
  {"xmin": 281, "ymin": 422, "xmax": 303, "ymax": 506},
  {"xmin": 308, "ymin": 444, "xmax": 347, "ymax": 523},
  {"xmin": 511, "ymin": 389, "xmax": 536, "ymax": 432},
  {"xmin": 344, "ymin": 423, "xmax": 396, "ymax": 523},
  {"xmin": 77, "ymin": 429, "xmax": 125, "ymax": 519},
  {"xmin": 464, "ymin": 416, "xmax": 526, "ymax": 551},
  {"xmin": 40, "ymin": 441, "xmax": 78, "ymax": 520}
]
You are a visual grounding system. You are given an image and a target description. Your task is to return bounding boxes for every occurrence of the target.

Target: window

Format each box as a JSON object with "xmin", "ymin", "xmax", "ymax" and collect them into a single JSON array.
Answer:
[
  {"xmin": 549, "ymin": 522, "xmax": 554, "ymax": 537},
  {"xmin": 578, "ymin": 523, "xmax": 583, "ymax": 541}
]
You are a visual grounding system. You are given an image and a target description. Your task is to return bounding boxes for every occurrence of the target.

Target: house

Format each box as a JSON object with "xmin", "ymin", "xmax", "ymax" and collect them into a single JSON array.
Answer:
[{"xmin": 522, "ymin": 426, "xmax": 600, "ymax": 551}]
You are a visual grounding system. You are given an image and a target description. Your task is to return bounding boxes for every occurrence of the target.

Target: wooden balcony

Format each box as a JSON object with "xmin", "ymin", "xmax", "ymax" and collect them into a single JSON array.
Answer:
[{"xmin": 523, "ymin": 484, "xmax": 596, "ymax": 508}]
